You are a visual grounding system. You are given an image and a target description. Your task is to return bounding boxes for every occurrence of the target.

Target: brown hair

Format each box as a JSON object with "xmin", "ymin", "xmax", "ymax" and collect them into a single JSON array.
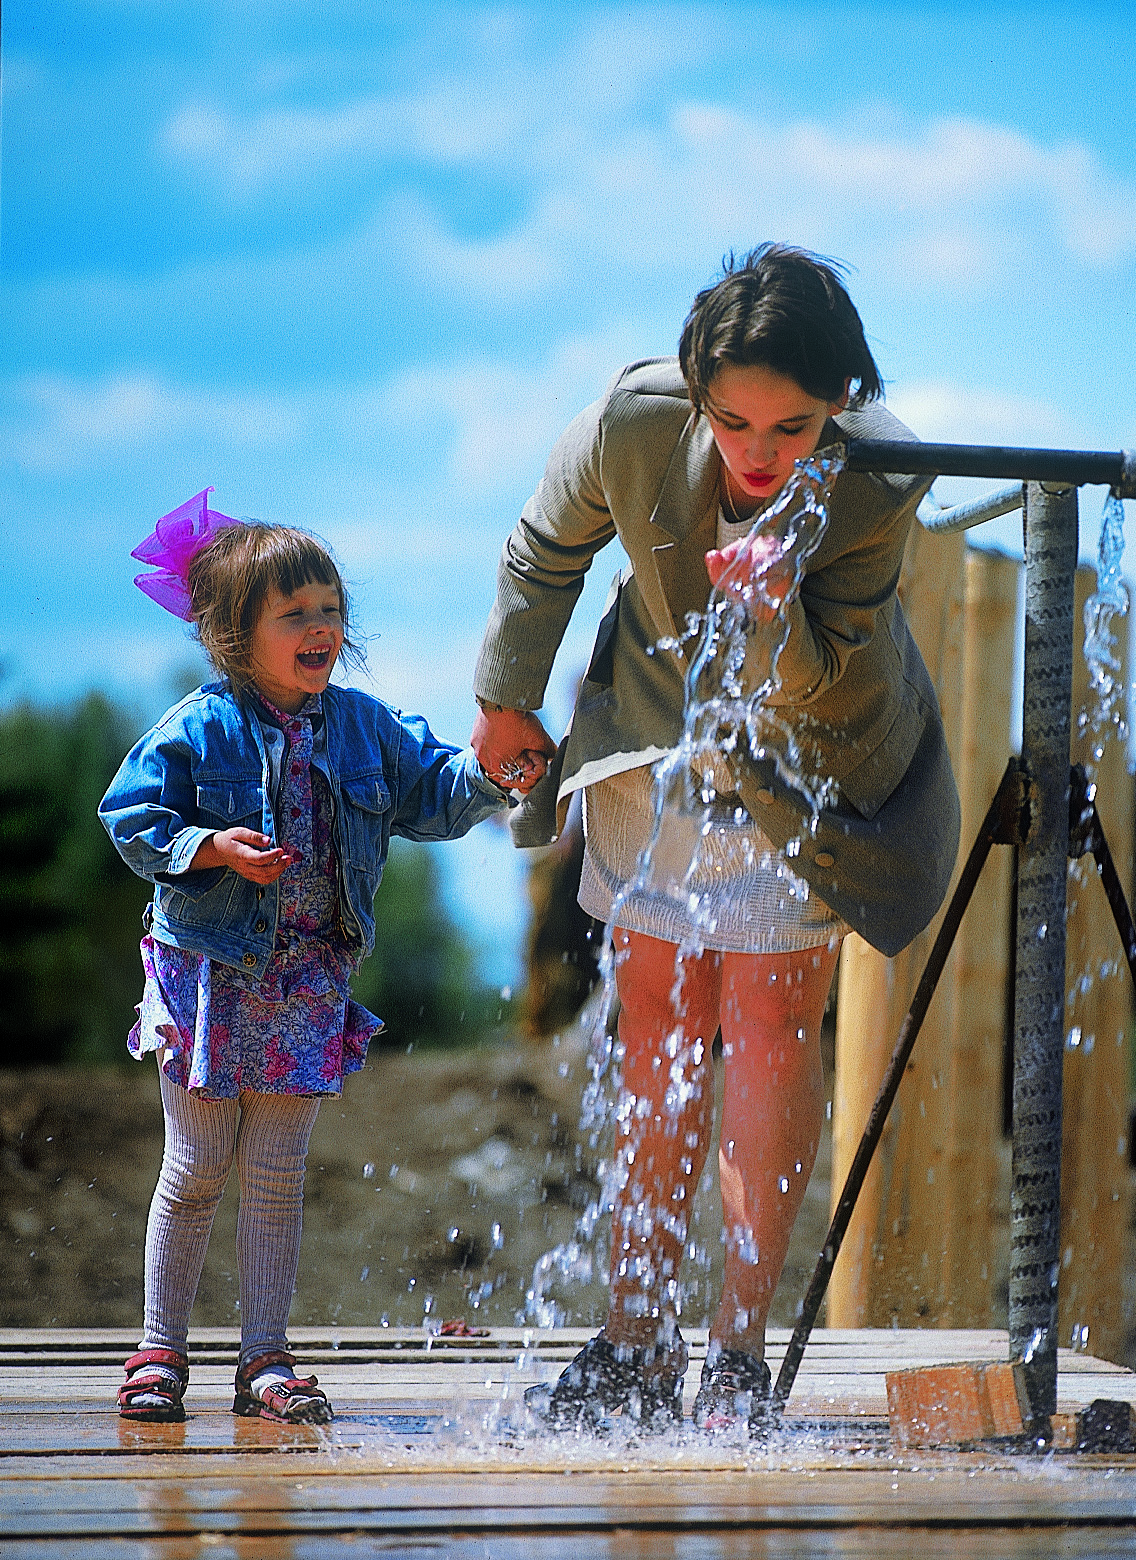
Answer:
[
  {"xmin": 186, "ymin": 522, "xmax": 361, "ymax": 692},
  {"xmin": 678, "ymin": 243, "xmax": 883, "ymax": 415}
]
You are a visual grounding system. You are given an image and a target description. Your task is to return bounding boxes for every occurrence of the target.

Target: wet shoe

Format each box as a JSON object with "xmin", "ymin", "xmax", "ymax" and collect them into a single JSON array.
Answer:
[
  {"xmin": 691, "ymin": 1345, "xmax": 772, "ymax": 1434},
  {"xmin": 117, "ymin": 1348, "xmax": 189, "ymax": 1423},
  {"xmin": 524, "ymin": 1330, "xmax": 687, "ymax": 1433},
  {"xmin": 232, "ymin": 1350, "xmax": 333, "ymax": 1424}
]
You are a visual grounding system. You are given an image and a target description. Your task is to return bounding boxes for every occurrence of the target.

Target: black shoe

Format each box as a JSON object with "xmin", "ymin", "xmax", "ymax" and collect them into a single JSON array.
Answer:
[
  {"xmin": 524, "ymin": 1330, "xmax": 687, "ymax": 1433},
  {"xmin": 691, "ymin": 1345, "xmax": 772, "ymax": 1434}
]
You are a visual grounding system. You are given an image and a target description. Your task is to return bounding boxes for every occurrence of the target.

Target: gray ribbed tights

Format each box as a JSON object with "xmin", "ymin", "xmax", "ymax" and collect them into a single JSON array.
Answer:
[{"xmin": 142, "ymin": 1067, "xmax": 321, "ymax": 1370}]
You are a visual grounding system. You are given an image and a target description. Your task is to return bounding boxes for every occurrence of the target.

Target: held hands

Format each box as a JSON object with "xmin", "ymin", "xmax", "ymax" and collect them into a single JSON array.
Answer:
[
  {"xmin": 190, "ymin": 828, "xmax": 299, "ymax": 884},
  {"xmin": 471, "ymin": 703, "xmax": 556, "ymax": 795},
  {"xmin": 705, "ymin": 533, "xmax": 794, "ymax": 621}
]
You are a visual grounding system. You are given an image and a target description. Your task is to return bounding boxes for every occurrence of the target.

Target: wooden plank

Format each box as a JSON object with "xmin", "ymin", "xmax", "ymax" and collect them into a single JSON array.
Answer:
[
  {"xmin": 3, "ymin": 1539, "xmax": 1135, "ymax": 1560},
  {"xmin": 939, "ymin": 547, "xmax": 1019, "ymax": 1324},
  {"xmin": 5, "ymin": 1464, "xmax": 1136, "ymax": 1531},
  {"xmin": 830, "ymin": 524, "xmax": 968, "ymax": 1327}
]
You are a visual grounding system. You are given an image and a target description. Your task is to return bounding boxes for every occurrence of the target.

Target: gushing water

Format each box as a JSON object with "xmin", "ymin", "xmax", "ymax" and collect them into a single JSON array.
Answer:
[
  {"xmin": 1079, "ymin": 490, "xmax": 1130, "ymax": 777},
  {"xmin": 528, "ymin": 449, "xmax": 844, "ymax": 1333}
]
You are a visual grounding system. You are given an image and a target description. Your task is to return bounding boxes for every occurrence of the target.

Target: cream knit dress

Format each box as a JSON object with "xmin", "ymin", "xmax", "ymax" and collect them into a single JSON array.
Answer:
[{"xmin": 576, "ymin": 505, "xmax": 846, "ymax": 954}]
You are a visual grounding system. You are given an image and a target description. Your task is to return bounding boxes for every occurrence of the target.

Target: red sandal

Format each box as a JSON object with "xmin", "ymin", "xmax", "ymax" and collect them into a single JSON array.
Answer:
[
  {"xmin": 117, "ymin": 1348, "xmax": 190, "ymax": 1423},
  {"xmin": 232, "ymin": 1349, "xmax": 332, "ymax": 1424}
]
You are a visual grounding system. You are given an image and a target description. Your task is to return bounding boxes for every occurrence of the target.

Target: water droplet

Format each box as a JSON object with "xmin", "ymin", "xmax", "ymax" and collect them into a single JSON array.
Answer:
[
  {"xmin": 1037, "ymin": 922, "xmax": 1048, "ymax": 941},
  {"xmin": 779, "ymin": 1176, "xmax": 789, "ymax": 1193},
  {"xmin": 362, "ymin": 1161, "xmax": 375, "ymax": 1179}
]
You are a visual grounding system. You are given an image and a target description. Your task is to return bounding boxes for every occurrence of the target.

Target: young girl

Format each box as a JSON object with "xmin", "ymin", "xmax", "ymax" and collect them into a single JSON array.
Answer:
[{"xmin": 100, "ymin": 491, "xmax": 508, "ymax": 1424}]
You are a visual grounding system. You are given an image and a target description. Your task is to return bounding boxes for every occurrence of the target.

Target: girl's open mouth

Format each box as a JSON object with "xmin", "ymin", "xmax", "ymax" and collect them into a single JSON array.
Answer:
[{"xmin": 297, "ymin": 647, "xmax": 331, "ymax": 670}]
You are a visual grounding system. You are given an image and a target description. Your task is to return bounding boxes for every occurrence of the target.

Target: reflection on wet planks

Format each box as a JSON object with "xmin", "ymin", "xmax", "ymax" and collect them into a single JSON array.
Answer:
[{"xmin": 3, "ymin": 1328, "xmax": 1136, "ymax": 1555}]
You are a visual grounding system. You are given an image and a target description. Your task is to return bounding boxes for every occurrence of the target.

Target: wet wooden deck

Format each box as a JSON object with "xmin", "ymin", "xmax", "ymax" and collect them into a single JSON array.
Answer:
[{"xmin": 3, "ymin": 1326, "xmax": 1136, "ymax": 1556}]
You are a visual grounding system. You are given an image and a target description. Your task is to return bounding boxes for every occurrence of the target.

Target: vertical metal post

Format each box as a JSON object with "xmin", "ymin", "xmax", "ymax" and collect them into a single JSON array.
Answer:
[{"xmin": 1010, "ymin": 481, "xmax": 1078, "ymax": 1418}]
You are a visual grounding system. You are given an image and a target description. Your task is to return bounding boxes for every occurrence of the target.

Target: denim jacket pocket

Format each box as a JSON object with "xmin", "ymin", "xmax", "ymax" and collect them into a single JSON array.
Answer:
[
  {"xmin": 195, "ymin": 780, "xmax": 266, "ymax": 831},
  {"xmin": 339, "ymin": 772, "xmax": 391, "ymax": 872},
  {"xmin": 159, "ymin": 865, "xmax": 244, "ymax": 920}
]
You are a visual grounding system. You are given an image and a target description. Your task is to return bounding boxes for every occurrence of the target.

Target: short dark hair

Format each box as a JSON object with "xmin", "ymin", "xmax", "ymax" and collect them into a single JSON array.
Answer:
[
  {"xmin": 187, "ymin": 522, "xmax": 361, "ymax": 692},
  {"xmin": 678, "ymin": 244, "xmax": 883, "ymax": 414}
]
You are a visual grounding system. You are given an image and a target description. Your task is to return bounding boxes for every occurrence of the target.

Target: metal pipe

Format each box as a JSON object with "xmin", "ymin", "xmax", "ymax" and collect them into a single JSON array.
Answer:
[
  {"xmin": 1009, "ymin": 482, "xmax": 1079, "ymax": 1421},
  {"xmin": 917, "ymin": 483, "xmax": 1024, "ymax": 535},
  {"xmin": 847, "ymin": 439, "xmax": 1136, "ymax": 496}
]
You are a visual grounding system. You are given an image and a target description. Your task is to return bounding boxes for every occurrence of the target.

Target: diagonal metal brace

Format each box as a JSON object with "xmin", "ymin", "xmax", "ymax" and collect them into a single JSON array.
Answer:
[
  {"xmin": 1068, "ymin": 763, "xmax": 1136, "ymax": 993},
  {"xmin": 770, "ymin": 758, "xmax": 1028, "ymax": 1417}
]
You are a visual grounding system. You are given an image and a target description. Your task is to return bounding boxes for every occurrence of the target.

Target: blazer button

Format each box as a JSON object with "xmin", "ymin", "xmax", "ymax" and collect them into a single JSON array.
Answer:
[
  {"xmin": 254, "ymin": 919, "xmax": 267, "ymax": 934},
  {"xmin": 755, "ymin": 788, "xmax": 775, "ymax": 806},
  {"xmin": 815, "ymin": 851, "xmax": 835, "ymax": 868},
  {"xmin": 242, "ymin": 952, "xmax": 257, "ymax": 968}
]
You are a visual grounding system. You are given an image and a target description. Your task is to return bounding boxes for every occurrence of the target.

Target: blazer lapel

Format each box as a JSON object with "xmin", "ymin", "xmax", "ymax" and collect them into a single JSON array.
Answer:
[{"xmin": 640, "ymin": 410, "xmax": 720, "ymax": 649}]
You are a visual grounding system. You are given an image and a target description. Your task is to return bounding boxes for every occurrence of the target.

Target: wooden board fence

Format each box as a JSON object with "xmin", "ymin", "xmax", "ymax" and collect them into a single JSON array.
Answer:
[{"xmin": 830, "ymin": 542, "xmax": 1134, "ymax": 1354}]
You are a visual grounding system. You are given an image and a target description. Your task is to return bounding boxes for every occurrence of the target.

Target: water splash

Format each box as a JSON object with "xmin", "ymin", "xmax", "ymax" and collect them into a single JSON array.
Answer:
[
  {"xmin": 1080, "ymin": 490, "xmax": 1130, "ymax": 777},
  {"xmin": 526, "ymin": 449, "xmax": 844, "ymax": 1332}
]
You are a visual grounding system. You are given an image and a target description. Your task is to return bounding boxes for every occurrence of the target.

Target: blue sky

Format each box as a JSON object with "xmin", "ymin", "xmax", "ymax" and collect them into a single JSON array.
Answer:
[{"xmin": 2, "ymin": 2, "xmax": 1134, "ymax": 980}]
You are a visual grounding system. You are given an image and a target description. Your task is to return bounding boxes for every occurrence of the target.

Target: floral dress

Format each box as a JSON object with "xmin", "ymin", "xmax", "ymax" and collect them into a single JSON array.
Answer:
[{"xmin": 128, "ymin": 692, "xmax": 380, "ymax": 1098}]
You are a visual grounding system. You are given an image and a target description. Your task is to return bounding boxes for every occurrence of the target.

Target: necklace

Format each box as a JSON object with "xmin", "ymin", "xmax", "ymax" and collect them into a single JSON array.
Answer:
[{"xmin": 720, "ymin": 467, "xmax": 741, "ymax": 525}]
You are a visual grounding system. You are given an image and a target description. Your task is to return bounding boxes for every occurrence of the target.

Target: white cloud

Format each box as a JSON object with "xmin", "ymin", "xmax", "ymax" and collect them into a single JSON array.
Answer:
[
  {"xmin": 1, "ymin": 316, "xmax": 636, "ymax": 493},
  {"xmin": 376, "ymin": 327, "xmax": 641, "ymax": 497},
  {"xmin": 888, "ymin": 380, "xmax": 1093, "ymax": 450},
  {"xmin": 1, "ymin": 374, "xmax": 299, "ymax": 472},
  {"xmin": 159, "ymin": 60, "xmax": 1136, "ymax": 280}
]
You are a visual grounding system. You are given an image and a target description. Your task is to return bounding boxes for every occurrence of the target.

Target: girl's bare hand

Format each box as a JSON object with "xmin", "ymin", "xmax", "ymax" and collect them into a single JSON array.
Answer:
[
  {"xmin": 471, "ymin": 704, "xmax": 556, "ymax": 794},
  {"xmin": 191, "ymin": 828, "xmax": 295, "ymax": 883},
  {"xmin": 705, "ymin": 534, "xmax": 793, "ymax": 620}
]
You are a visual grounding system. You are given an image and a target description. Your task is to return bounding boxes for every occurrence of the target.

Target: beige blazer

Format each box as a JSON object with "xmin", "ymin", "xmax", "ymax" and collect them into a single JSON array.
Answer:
[{"xmin": 474, "ymin": 358, "xmax": 960, "ymax": 955}]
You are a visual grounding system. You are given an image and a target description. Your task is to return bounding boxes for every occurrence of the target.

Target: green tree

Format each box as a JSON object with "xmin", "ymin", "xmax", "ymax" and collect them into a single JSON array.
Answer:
[
  {"xmin": 350, "ymin": 836, "xmax": 477, "ymax": 1043},
  {"xmin": 0, "ymin": 695, "xmax": 151, "ymax": 1065}
]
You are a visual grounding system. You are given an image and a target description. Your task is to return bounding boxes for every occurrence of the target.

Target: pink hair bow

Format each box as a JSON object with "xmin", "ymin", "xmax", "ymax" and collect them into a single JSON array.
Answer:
[{"xmin": 132, "ymin": 488, "xmax": 240, "ymax": 620}]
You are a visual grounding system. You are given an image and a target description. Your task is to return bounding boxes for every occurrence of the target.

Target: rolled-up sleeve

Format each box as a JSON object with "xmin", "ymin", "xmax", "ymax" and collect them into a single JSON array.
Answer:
[{"xmin": 98, "ymin": 725, "xmax": 216, "ymax": 884}]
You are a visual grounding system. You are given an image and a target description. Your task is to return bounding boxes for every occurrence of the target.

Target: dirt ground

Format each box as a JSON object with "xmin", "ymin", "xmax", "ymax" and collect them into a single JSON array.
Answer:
[
  {"xmin": 2, "ymin": 996, "xmax": 1133, "ymax": 1361},
  {"xmin": 1, "ymin": 995, "xmax": 836, "ymax": 1338}
]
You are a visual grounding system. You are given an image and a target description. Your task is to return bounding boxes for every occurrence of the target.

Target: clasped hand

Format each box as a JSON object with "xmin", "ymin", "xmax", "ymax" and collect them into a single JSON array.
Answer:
[{"xmin": 471, "ymin": 705, "xmax": 556, "ymax": 796}]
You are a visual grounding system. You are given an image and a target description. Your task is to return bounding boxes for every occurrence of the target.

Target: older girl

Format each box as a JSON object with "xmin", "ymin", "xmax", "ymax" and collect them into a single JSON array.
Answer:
[{"xmin": 473, "ymin": 246, "xmax": 958, "ymax": 1431}]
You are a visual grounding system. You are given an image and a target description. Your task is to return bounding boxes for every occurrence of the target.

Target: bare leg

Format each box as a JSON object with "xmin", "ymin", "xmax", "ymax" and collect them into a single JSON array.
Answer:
[
  {"xmin": 605, "ymin": 928, "xmax": 720, "ymax": 1353},
  {"xmin": 711, "ymin": 942, "xmax": 839, "ymax": 1359}
]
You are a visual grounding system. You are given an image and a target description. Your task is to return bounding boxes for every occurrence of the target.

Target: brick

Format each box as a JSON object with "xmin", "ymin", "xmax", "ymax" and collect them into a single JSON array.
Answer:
[
  {"xmin": 981, "ymin": 1360, "xmax": 1030, "ymax": 1436},
  {"xmin": 886, "ymin": 1359, "xmax": 1033, "ymax": 1448},
  {"xmin": 886, "ymin": 1363, "xmax": 994, "ymax": 1448}
]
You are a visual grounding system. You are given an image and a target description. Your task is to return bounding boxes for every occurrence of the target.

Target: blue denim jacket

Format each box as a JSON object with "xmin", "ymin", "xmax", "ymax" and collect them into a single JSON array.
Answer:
[{"xmin": 98, "ymin": 682, "xmax": 508, "ymax": 977}]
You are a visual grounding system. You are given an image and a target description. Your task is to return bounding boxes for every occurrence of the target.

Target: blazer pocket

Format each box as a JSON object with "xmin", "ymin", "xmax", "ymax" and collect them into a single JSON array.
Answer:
[
  {"xmin": 835, "ymin": 697, "xmax": 928, "ymax": 820},
  {"xmin": 584, "ymin": 573, "xmax": 622, "ymax": 688}
]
